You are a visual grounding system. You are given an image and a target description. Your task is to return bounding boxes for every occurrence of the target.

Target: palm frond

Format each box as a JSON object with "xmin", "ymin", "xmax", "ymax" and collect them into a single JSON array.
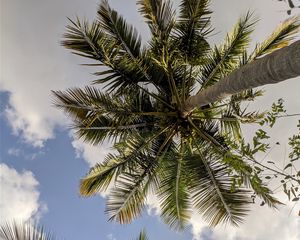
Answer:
[
  {"xmin": 97, "ymin": 0, "xmax": 142, "ymax": 59},
  {"xmin": 0, "ymin": 221, "xmax": 55, "ymax": 240},
  {"xmin": 231, "ymin": 89, "xmax": 264, "ymax": 103},
  {"xmin": 188, "ymin": 141, "xmax": 251, "ymax": 226},
  {"xmin": 80, "ymin": 127, "xmax": 171, "ymax": 196},
  {"xmin": 106, "ymin": 166, "xmax": 154, "ymax": 224},
  {"xmin": 53, "ymin": 87, "xmax": 157, "ymax": 144},
  {"xmin": 158, "ymin": 143, "xmax": 191, "ymax": 230},
  {"xmin": 137, "ymin": 0, "xmax": 175, "ymax": 40},
  {"xmin": 220, "ymin": 115, "xmax": 242, "ymax": 142},
  {"xmin": 173, "ymin": 0, "xmax": 212, "ymax": 64},
  {"xmin": 62, "ymin": 17, "xmax": 109, "ymax": 61},
  {"xmin": 62, "ymin": 18, "xmax": 153, "ymax": 93},
  {"xmin": 250, "ymin": 16, "xmax": 300, "ymax": 59},
  {"xmin": 200, "ymin": 11, "xmax": 258, "ymax": 88},
  {"xmin": 135, "ymin": 229, "xmax": 148, "ymax": 240},
  {"xmin": 104, "ymin": 122, "xmax": 177, "ymax": 224}
]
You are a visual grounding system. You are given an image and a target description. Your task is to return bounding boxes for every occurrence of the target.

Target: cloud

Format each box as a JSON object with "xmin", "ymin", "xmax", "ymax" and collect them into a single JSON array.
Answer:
[
  {"xmin": 7, "ymin": 147, "xmax": 21, "ymax": 157},
  {"xmin": 107, "ymin": 233, "xmax": 117, "ymax": 240},
  {"xmin": 71, "ymin": 137, "xmax": 113, "ymax": 167},
  {"xmin": 189, "ymin": 194, "xmax": 300, "ymax": 240},
  {"xmin": 4, "ymin": 107, "xmax": 56, "ymax": 147},
  {"xmin": 146, "ymin": 194, "xmax": 161, "ymax": 216},
  {"xmin": 0, "ymin": 0, "xmax": 98, "ymax": 147},
  {"xmin": 0, "ymin": 163, "xmax": 47, "ymax": 223}
]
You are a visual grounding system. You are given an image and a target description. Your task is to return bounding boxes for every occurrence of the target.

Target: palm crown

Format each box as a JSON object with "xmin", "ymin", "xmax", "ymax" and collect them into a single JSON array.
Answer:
[{"xmin": 53, "ymin": 0, "xmax": 300, "ymax": 230}]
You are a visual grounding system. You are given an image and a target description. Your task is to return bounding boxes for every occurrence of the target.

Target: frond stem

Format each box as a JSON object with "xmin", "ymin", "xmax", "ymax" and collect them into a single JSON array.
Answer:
[{"xmin": 78, "ymin": 123, "xmax": 154, "ymax": 130}]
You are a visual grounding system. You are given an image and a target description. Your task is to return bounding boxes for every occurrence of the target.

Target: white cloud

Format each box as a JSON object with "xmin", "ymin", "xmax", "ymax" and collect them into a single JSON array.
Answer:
[
  {"xmin": 7, "ymin": 147, "xmax": 21, "ymax": 157},
  {"xmin": 0, "ymin": 0, "xmax": 98, "ymax": 147},
  {"xmin": 107, "ymin": 233, "xmax": 117, "ymax": 240},
  {"xmin": 146, "ymin": 194, "xmax": 161, "ymax": 216},
  {"xmin": 71, "ymin": 137, "xmax": 113, "ymax": 167},
  {"xmin": 4, "ymin": 107, "xmax": 56, "ymax": 147},
  {"xmin": 0, "ymin": 163, "xmax": 47, "ymax": 223},
  {"xmin": 144, "ymin": 194, "xmax": 300, "ymax": 240},
  {"xmin": 189, "ymin": 193, "xmax": 300, "ymax": 240}
]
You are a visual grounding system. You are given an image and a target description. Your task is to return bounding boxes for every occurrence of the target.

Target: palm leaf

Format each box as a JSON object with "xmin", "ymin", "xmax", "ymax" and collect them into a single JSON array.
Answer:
[
  {"xmin": 200, "ymin": 11, "xmax": 258, "ymax": 88},
  {"xmin": 158, "ymin": 143, "xmax": 191, "ymax": 230},
  {"xmin": 137, "ymin": 0, "xmax": 175, "ymax": 40},
  {"xmin": 62, "ymin": 18, "xmax": 152, "ymax": 93},
  {"xmin": 174, "ymin": 0, "xmax": 212, "ymax": 64},
  {"xmin": 53, "ymin": 87, "xmax": 157, "ymax": 144},
  {"xmin": 223, "ymin": 153, "xmax": 282, "ymax": 208},
  {"xmin": 62, "ymin": 17, "xmax": 110, "ymax": 61},
  {"xmin": 80, "ymin": 127, "xmax": 172, "ymax": 196},
  {"xmin": 106, "ymin": 166, "xmax": 154, "ymax": 224},
  {"xmin": 97, "ymin": 0, "xmax": 142, "ymax": 59},
  {"xmin": 220, "ymin": 114, "xmax": 242, "ymax": 142},
  {"xmin": 187, "ymin": 141, "xmax": 251, "ymax": 226},
  {"xmin": 105, "ymin": 123, "xmax": 177, "ymax": 224},
  {"xmin": 251, "ymin": 16, "xmax": 300, "ymax": 59},
  {"xmin": 0, "ymin": 221, "xmax": 55, "ymax": 240},
  {"xmin": 135, "ymin": 229, "xmax": 148, "ymax": 240}
]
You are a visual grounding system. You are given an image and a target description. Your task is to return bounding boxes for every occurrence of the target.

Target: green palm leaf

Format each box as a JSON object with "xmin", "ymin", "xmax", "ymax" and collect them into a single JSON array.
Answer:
[
  {"xmin": 135, "ymin": 229, "xmax": 149, "ymax": 240},
  {"xmin": 105, "ymin": 170, "xmax": 149, "ymax": 224},
  {"xmin": 62, "ymin": 18, "xmax": 151, "ymax": 93},
  {"xmin": 251, "ymin": 16, "xmax": 300, "ymax": 59},
  {"xmin": 158, "ymin": 144, "xmax": 191, "ymax": 230},
  {"xmin": 53, "ymin": 87, "xmax": 157, "ymax": 144},
  {"xmin": 200, "ymin": 11, "xmax": 258, "ymax": 88},
  {"xmin": 137, "ymin": 0, "xmax": 175, "ymax": 40},
  {"xmin": 97, "ymin": 0, "xmax": 142, "ymax": 59},
  {"xmin": 62, "ymin": 17, "xmax": 109, "ymax": 61},
  {"xmin": 80, "ymin": 127, "xmax": 172, "ymax": 196},
  {"xmin": 174, "ymin": 0, "xmax": 212, "ymax": 64},
  {"xmin": 0, "ymin": 221, "xmax": 55, "ymax": 240},
  {"xmin": 187, "ymin": 142, "xmax": 251, "ymax": 226}
]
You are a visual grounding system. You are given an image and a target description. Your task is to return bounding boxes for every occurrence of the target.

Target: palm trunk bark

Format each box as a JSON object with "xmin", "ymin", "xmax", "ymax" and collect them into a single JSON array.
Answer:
[{"xmin": 181, "ymin": 40, "xmax": 300, "ymax": 117}]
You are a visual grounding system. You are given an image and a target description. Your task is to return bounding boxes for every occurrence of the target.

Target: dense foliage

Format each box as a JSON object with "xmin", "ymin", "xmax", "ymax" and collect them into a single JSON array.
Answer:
[{"xmin": 53, "ymin": 0, "xmax": 300, "ymax": 230}]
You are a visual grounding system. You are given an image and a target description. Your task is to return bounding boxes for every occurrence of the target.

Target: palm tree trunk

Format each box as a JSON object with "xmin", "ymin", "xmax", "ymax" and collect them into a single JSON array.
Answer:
[{"xmin": 181, "ymin": 40, "xmax": 300, "ymax": 117}]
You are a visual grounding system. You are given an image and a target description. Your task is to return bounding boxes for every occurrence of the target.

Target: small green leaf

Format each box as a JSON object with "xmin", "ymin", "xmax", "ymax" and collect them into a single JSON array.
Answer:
[
  {"xmin": 292, "ymin": 197, "xmax": 299, "ymax": 202},
  {"xmin": 265, "ymin": 176, "xmax": 271, "ymax": 179}
]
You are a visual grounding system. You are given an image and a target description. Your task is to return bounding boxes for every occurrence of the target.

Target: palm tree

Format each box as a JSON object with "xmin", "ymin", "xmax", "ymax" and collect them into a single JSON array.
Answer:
[
  {"xmin": 53, "ymin": 0, "xmax": 300, "ymax": 230},
  {"xmin": 0, "ymin": 221, "xmax": 55, "ymax": 240}
]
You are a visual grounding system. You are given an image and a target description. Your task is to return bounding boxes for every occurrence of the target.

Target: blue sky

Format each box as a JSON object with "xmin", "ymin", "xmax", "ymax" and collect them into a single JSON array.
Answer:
[{"xmin": 1, "ymin": 0, "xmax": 300, "ymax": 240}]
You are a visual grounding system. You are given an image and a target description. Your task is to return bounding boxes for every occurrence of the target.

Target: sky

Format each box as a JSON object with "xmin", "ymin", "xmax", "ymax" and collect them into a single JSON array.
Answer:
[{"xmin": 0, "ymin": 0, "xmax": 300, "ymax": 239}]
